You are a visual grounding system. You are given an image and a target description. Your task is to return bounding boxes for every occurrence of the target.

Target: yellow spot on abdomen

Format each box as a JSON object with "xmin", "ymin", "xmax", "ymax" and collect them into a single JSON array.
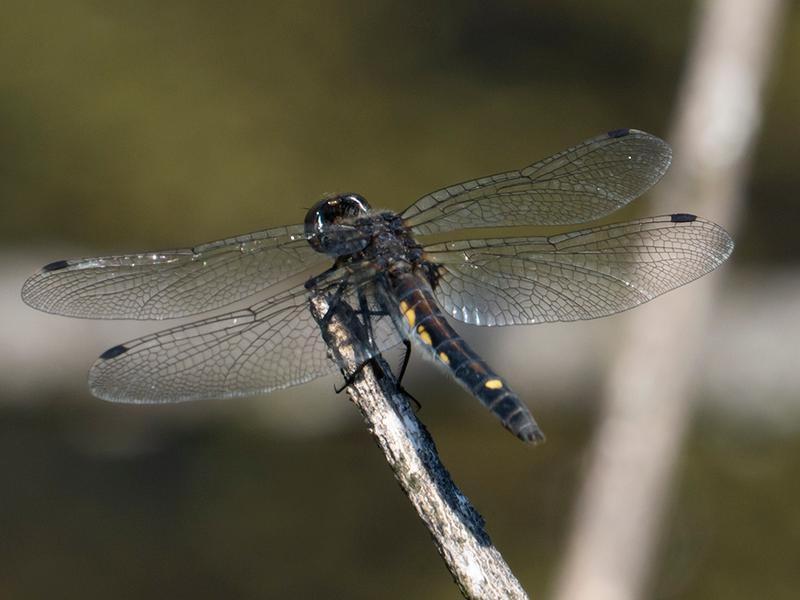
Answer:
[
  {"xmin": 438, "ymin": 352, "xmax": 450, "ymax": 365},
  {"xmin": 417, "ymin": 325, "xmax": 432, "ymax": 346},
  {"xmin": 484, "ymin": 378, "xmax": 503, "ymax": 390},
  {"xmin": 400, "ymin": 300, "xmax": 416, "ymax": 328}
]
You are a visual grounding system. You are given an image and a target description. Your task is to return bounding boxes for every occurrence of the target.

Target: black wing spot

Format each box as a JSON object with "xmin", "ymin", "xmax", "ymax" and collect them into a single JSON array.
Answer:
[
  {"xmin": 607, "ymin": 128, "xmax": 630, "ymax": 139},
  {"xmin": 99, "ymin": 344, "xmax": 129, "ymax": 360},
  {"xmin": 42, "ymin": 259, "xmax": 69, "ymax": 272},
  {"xmin": 671, "ymin": 213, "xmax": 697, "ymax": 223}
]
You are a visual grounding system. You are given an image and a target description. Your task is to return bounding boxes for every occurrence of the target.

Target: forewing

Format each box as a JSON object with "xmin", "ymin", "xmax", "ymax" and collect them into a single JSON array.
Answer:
[
  {"xmin": 403, "ymin": 129, "xmax": 671, "ymax": 235},
  {"xmin": 22, "ymin": 224, "xmax": 328, "ymax": 320},
  {"xmin": 89, "ymin": 282, "xmax": 405, "ymax": 403},
  {"xmin": 424, "ymin": 215, "xmax": 733, "ymax": 326}
]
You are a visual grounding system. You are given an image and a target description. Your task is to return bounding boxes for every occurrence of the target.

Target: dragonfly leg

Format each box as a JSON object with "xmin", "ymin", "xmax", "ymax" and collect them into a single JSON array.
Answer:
[
  {"xmin": 357, "ymin": 288, "xmax": 376, "ymax": 348},
  {"xmin": 304, "ymin": 263, "xmax": 343, "ymax": 292},
  {"xmin": 333, "ymin": 353, "xmax": 421, "ymax": 413},
  {"xmin": 317, "ymin": 278, "xmax": 351, "ymax": 330},
  {"xmin": 395, "ymin": 340, "xmax": 421, "ymax": 411},
  {"xmin": 321, "ymin": 279, "xmax": 416, "ymax": 409},
  {"xmin": 396, "ymin": 339, "xmax": 412, "ymax": 387},
  {"xmin": 334, "ymin": 356, "xmax": 387, "ymax": 393}
]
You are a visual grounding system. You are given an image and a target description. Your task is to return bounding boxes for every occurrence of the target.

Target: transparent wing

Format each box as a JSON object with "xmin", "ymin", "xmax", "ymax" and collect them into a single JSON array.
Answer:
[
  {"xmin": 424, "ymin": 214, "xmax": 733, "ymax": 326},
  {"xmin": 22, "ymin": 224, "xmax": 328, "ymax": 320},
  {"xmin": 402, "ymin": 129, "xmax": 672, "ymax": 235},
  {"xmin": 89, "ymin": 280, "xmax": 405, "ymax": 403}
]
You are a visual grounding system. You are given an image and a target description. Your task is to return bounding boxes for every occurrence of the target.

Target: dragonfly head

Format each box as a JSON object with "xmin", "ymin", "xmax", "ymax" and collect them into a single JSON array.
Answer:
[{"xmin": 305, "ymin": 193, "xmax": 372, "ymax": 256}]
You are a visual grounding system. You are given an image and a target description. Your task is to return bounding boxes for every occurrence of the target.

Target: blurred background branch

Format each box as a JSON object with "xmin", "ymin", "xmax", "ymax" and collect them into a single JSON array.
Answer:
[{"xmin": 553, "ymin": 1, "xmax": 788, "ymax": 599}]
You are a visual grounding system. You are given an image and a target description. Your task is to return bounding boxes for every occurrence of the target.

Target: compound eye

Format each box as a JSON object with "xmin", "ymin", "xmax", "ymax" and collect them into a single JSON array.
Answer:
[
  {"xmin": 340, "ymin": 193, "xmax": 370, "ymax": 216},
  {"xmin": 303, "ymin": 193, "xmax": 372, "ymax": 255}
]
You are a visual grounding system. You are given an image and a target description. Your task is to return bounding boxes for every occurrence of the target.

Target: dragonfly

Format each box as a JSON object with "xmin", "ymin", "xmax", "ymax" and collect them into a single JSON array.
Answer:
[{"xmin": 22, "ymin": 129, "xmax": 733, "ymax": 443}]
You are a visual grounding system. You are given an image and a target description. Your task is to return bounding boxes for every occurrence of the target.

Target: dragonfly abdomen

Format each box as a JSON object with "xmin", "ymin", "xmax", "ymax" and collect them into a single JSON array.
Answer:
[{"xmin": 389, "ymin": 274, "xmax": 544, "ymax": 443}]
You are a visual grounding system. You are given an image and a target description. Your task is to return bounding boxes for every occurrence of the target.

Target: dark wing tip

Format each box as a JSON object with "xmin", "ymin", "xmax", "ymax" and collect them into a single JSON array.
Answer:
[
  {"xmin": 42, "ymin": 259, "xmax": 70, "ymax": 272},
  {"xmin": 607, "ymin": 128, "xmax": 631, "ymax": 139},
  {"xmin": 99, "ymin": 344, "xmax": 129, "ymax": 360},
  {"xmin": 671, "ymin": 213, "xmax": 697, "ymax": 223}
]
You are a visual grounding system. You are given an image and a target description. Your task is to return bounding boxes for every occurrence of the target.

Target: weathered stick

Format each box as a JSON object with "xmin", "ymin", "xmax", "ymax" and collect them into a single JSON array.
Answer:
[{"xmin": 309, "ymin": 293, "xmax": 529, "ymax": 600}]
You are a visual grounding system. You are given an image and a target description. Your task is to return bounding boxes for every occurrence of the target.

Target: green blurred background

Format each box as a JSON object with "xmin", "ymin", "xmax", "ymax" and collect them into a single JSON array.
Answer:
[{"xmin": 2, "ymin": 1, "xmax": 799, "ymax": 598}]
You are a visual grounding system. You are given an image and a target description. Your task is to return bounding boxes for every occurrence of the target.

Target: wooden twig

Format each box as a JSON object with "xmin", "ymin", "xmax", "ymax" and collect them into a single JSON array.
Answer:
[{"xmin": 309, "ymin": 293, "xmax": 529, "ymax": 600}]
